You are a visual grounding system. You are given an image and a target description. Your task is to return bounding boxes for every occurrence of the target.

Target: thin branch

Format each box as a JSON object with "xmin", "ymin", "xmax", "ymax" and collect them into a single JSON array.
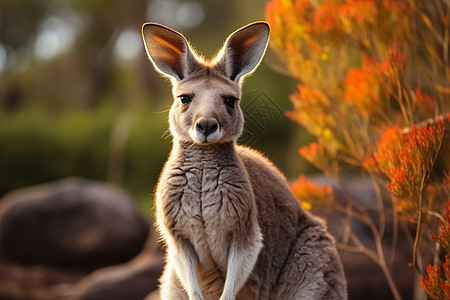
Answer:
[
  {"xmin": 367, "ymin": 211, "xmax": 403, "ymax": 300},
  {"xmin": 336, "ymin": 243, "xmax": 379, "ymax": 265},
  {"xmin": 409, "ymin": 193, "xmax": 423, "ymax": 274},
  {"xmin": 371, "ymin": 175, "xmax": 386, "ymax": 239},
  {"xmin": 341, "ymin": 203, "xmax": 353, "ymax": 245},
  {"xmin": 334, "ymin": 205, "xmax": 371, "ymax": 226},
  {"xmin": 425, "ymin": 210, "xmax": 445, "ymax": 223},
  {"xmin": 393, "ymin": 79, "xmax": 410, "ymax": 126},
  {"xmin": 443, "ymin": 5, "xmax": 450, "ymax": 65},
  {"xmin": 337, "ymin": 230, "xmax": 380, "ymax": 264},
  {"xmin": 334, "ymin": 175, "xmax": 403, "ymax": 300},
  {"xmin": 390, "ymin": 196, "xmax": 399, "ymax": 267}
]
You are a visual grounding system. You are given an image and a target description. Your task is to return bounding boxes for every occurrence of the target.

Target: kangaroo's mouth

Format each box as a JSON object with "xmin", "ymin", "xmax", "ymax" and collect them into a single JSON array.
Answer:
[{"xmin": 189, "ymin": 127, "xmax": 223, "ymax": 144}]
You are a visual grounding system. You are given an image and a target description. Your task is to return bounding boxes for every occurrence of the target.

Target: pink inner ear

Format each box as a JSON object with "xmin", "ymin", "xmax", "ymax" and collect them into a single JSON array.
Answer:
[
  {"xmin": 152, "ymin": 34, "xmax": 185, "ymax": 58},
  {"xmin": 242, "ymin": 34, "xmax": 259, "ymax": 47},
  {"xmin": 148, "ymin": 33, "xmax": 186, "ymax": 73},
  {"xmin": 153, "ymin": 52, "xmax": 180, "ymax": 70}
]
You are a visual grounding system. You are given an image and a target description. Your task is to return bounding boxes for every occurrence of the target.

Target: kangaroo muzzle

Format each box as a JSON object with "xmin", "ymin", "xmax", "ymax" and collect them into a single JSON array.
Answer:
[{"xmin": 190, "ymin": 117, "xmax": 222, "ymax": 143}]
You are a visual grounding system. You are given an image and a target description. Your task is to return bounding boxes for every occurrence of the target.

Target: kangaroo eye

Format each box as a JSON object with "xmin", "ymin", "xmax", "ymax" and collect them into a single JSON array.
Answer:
[
  {"xmin": 224, "ymin": 97, "xmax": 238, "ymax": 108},
  {"xmin": 179, "ymin": 95, "xmax": 192, "ymax": 105}
]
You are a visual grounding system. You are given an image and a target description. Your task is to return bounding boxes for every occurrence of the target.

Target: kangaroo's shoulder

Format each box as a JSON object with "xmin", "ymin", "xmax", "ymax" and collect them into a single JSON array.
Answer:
[
  {"xmin": 235, "ymin": 144, "xmax": 287, "ymax": 182},
  {"xmin": 234, "ymin": 144, "xmax": 302, "ymax": 210}
]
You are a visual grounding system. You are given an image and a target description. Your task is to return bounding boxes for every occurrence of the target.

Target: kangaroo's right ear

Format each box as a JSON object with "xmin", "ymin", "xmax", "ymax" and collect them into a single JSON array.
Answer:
[{"xmin": 142, "ymin": 23, "xmax": 198, "ymax": 82}]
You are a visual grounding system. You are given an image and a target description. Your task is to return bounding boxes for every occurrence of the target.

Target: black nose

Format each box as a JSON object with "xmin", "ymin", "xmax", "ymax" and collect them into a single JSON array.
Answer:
[{"xmin": 196, "ymin": 118, "xmax": 219, "ymax": 137}]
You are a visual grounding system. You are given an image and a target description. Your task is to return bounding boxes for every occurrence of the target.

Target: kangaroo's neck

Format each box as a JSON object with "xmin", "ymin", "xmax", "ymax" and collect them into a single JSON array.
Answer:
[{"xmin": 171, "ymin": 141, "xmax": 239, "ymax": 167}]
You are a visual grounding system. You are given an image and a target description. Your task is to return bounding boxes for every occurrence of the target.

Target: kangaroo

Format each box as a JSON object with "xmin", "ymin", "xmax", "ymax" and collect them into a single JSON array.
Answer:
[{"xmin": 141, "ymin": 22, "xmax": 347, "ymax": 300}]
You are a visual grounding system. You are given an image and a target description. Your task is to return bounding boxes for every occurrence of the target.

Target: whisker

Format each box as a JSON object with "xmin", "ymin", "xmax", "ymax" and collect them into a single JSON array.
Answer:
[
  {"xmin": 242, "ymin": 88, "xmax": 258, "ymax": 95},
  {"xmin": 146, "ymin": 108, "xmax": 171, "ymax": 114},
  {"xmin": 161, "ymin": 129, "xmax": 171, "ymax": 139},
  {"xmin": 186, "ymin": 141, "xmax": 197, "ymax": 150}
]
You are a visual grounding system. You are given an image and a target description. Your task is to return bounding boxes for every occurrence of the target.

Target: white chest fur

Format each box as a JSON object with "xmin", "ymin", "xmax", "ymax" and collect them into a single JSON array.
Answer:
[{"xmin": 157, "ymin": 143, "xmax": 255, "ymax": 273}]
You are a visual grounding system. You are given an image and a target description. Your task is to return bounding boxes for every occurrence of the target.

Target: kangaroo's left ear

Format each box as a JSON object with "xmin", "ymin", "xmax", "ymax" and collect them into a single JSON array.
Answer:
[{"xmin": 217, "ymin": 22, "xmax": 270, "ymax": 83}]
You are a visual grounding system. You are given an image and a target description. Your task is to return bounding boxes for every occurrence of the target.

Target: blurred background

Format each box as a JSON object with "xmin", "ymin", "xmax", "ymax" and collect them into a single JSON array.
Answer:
[
  {"xmin": 0, "ymin": 0, "xmax": 311, "ymax": 212},
  {"xmin": 1, "ymin": 1, "xmax": 424, "ymax": 299}
]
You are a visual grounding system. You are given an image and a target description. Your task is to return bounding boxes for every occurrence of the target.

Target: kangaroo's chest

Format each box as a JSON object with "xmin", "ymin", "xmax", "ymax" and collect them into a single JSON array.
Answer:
[{"xmin": 160, "ymin": 157, "xmax": 252, "ymax": 269}]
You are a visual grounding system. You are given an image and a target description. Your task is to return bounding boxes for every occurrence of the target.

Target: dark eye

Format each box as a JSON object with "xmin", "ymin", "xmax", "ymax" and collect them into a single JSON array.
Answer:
[
  {"xmin": 179, "ymin": 95, "xmax": 192, "ymax": 105},
  {"xmin": 224, "ymin": 97, "xmax": 238, "ymax": 108}
]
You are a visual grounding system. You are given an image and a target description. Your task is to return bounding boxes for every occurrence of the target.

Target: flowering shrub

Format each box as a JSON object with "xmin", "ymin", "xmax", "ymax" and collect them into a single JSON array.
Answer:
[
  {"xmin": 365, "ymin": 121, "xmax": 445, "ymax": 201},
  {"xmin": 290, "ymin": 175, "xmax": 335, "ymax": 211},
  {"xmin": 385, "ymin": 122, "xmax": 444, "ymax": 200},
  {"xmin": 433, "ymin": 202, "xmax": 450, "ymax": 254},
  {"xmin": 420, "ymin": 179, "xmax": 450, "ymax": 299},
  {"xmin": 420, "ymin": 255, "xmax": 450, "ymax": 300},
  {"xmin": 266, "ymin": 0, "xmax": 450, "ymax": 299},
  {"xmin": 362, "ymin": 126, "xmax": 402, "ymax": 174},
  {"xmin": 421, "ymin": 202, "xmax": 450, "ymax": 299}
]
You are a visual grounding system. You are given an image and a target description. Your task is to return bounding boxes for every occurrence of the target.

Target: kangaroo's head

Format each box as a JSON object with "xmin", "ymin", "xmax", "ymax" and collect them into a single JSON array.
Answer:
[{"xmin": 142, "ymin": 22, "xmax": 270, "ymax": 145}]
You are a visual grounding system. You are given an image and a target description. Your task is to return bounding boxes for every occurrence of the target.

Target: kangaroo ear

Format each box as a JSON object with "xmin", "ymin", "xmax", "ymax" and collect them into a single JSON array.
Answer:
[
  {"xmin": 142, "ymin": 23, "xmax": 198, "ymax": 81},
  {"xmin": 217, "ymin": 22, "xmax": 270, "ymax": 82}
]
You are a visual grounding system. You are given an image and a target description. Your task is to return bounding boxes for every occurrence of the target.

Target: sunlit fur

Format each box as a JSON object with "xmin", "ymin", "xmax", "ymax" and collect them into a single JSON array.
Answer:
[{"xmin": 142, "ymin": 22, "xmax": 347, "ymax": 300}]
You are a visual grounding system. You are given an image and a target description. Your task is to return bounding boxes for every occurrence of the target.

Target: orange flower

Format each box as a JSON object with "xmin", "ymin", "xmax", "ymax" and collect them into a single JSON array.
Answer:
[
  {"xmin": 363, "ymin": 126, "xmax": 403, "ymax": 174},
  {"xmin": 291, "ymin": 175, "xmax": 335, "ymax": 211},
  {"xmin": 392, "ymin": 196, "xmax": 418, "ymax": 223},
  {"xmin": 311, "ymin": 0, "xmax": 377, "ymax": 34},
  {"xmin": 381, "ymin": 0, "xmax": 412, "ymax": 15},
  {"xmin": 382, "ymin": 46, "xmax": 406, "ymax": 80},
  {"xmin": 344, "ymin": 68, "xmax": 380, "ymax": 116},
  {"xmin": 313, "ymin": 4, "xmax": 338, "ymax": 33},
  {"xmin": 299, "ymin": 139, "xmax": 340, "ymax": 174},
  {"xmin": 365, "ymin": 120, "xmax": 445, "ymax": 201},
  {"xmin": 414, "ymin": 87, "xmax": 435, "ymax": 118},
  {"xmin": 338, "ymin": 0, "xmax": 377, "ymax": 24},
  {"xmin": 386, "ymin": 121, "xmax": 445, "ymax": 200},
  {"xmin": 344, "ymin": 55, "xmax": 385, "ymax": 117},
  {"xmin": 420, "ymin": 254, "xmax": 450, "ymax": 300},
  {"xmin": 445, "ymin": 172, "xmax": 450, "ymax": 186},
  {"xmin": 299, "ymin": 141, "xmax": 323, "ymax": 163},
  {"xmin": 288, "ymin": 85, "xmax": 339, "ymax": 154},
  {"xmin": 432, "ymin": 201, "xmax": 450, "ymax": 253}
]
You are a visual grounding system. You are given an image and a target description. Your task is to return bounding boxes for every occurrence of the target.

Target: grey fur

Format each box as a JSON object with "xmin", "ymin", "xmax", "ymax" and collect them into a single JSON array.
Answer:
[{"xmin": 142, "ymin": 21, "xmax": 347, "ymax": 300}]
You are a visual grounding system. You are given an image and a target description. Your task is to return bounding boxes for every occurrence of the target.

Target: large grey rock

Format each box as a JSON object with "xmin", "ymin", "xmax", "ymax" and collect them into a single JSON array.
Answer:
[
  {"xmin": 68, "ymin": 227, "xmax": 164, "ymax": 300},
  {"xmin": 70, "ymin": 258, "xmax": 164, "ymax": 300},
  {"xmin": 0, "ymin": 178, "xmax": 149, "ymax": 268}
]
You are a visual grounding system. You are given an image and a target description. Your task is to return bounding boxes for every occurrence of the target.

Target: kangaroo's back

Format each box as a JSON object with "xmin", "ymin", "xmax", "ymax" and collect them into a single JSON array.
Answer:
[
  {"xmin": 236, "ymin": 146, "xmax": 346, "ymax": 299},
  {"xmin": 141, "ymin": 21, "xmax": 347, "ymax": 300}
]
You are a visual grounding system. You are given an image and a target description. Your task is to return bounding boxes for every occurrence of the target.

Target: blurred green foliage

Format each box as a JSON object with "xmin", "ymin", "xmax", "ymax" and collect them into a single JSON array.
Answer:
[
  {"xmin": 0, "ymin": 0, "xmax": 315, "ymax": 205},
  {"xmin": 0, "ymin": 103, "xmax": 170, "ymax": 196}
]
